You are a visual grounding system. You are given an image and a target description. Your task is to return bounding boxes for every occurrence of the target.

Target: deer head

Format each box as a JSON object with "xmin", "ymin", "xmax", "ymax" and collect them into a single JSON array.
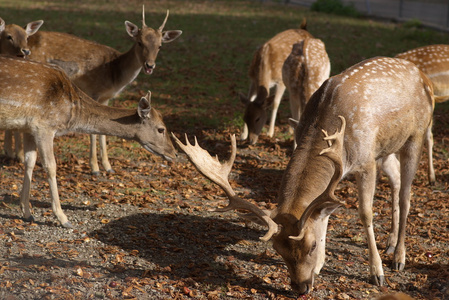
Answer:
[
  {"xmin": 124, "ymin": 6, "xmax": 182, "ymax": 75},
  {"xmin": 0, "ymin": 17, "xmax": 43, "ymax": 57}
]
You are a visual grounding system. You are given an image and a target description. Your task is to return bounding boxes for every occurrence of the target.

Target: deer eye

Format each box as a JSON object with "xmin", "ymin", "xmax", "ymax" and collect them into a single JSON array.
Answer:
[
  {"xmin": 7, "ymin": 35, "xmax": 13, "ymax": 41},
  {"xmin": 309, "ymin": 241, "xmax": 317, "ymax": 255},
  {"xmin": 158, "ymin": 128, "xmax": 165, "ymax": 134}
]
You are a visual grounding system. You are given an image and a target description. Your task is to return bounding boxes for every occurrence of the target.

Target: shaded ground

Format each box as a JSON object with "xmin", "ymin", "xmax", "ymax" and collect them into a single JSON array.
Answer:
[{"xmin": 0, "ymin": 99, "xmax": 448, "ymax": 299}]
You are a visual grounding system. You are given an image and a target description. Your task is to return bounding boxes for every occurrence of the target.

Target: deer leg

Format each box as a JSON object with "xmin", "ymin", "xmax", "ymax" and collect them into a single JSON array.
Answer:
[
  {"xmin": 393, "ymin": 141, "xmax": 422, "ymax": 271},
  {"xmin": 89, "ymin": 134, "xmax": 100, "ymax": 175},
  {"xmin": 14, "ymin": 131, "xmax": 24, "ymax": 163},
  {"xmin": 288, "ymin": 90, "xmax": 302, "ymax": 149},
  {"xmin": 36, "ymin": 133, "xmax": 72, "ymax": 228},
  {"xmin": 380, "ymin": 154, "xmax": 400, "ymax": 254},
  {"xmin": 99, "ymin": 134, "xmax": 114, "ymax": 173},
  {"xmin": 20, "ymin": 133, "xmax": 37, "ymax": 222},
  {"xmin": 355, "ymin": 163, "xmax": 384, "ymax": 286},
  {"xmin": 4, "ymin": 130, "xmax": 14, "ymax": 159},
  {"xmin": 425, "ymin": 125, "xmax": 435, "ymax": 185},
  {"xmin": 267, "ymin": 83, "xmax": 286, "ymax": 137}
]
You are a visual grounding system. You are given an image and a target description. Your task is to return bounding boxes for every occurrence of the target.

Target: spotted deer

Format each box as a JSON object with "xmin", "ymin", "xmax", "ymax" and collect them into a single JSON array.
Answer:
[
  {"xmin": 282, "ymin": 37, "xmax": 330, "ymax": 149},
  {"xmin": 175, "ymin": 57, "xmax": 434, "ymax": 294},
  {"xmin": 3, "ymin": 7, "xmax": 182, "ymax": 175},
  {"xmin": 0, "ymin": 17, "xmax": 44, "ymax": 162},
  {"xmin": 0, "ymin": 56, "xmax": 176, "ymax": 228},
  {"xmin": 240, "ymin": 20, "xmax": 312, "ymax": 144},
  {"xmin": 395, "ymin": 44, "xmax": 449, "ymax": 184}
]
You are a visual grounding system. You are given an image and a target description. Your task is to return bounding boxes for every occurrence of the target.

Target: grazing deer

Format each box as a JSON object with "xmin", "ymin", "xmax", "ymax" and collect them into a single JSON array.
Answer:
[
  {"xmin": 282, "ymin": 37, "xmax": 330, "ymax": 149},
  {"xmin": 0, "ymin": 17, "xmax": 44, "ymax": 162},
  {"xmin": 0, "ymin": 56, "xmax": 176, "ymax": 228},
  {"xmin": 240, "ymin": 20, "xmax": 312, "ymax": 144},
  {"xmin": 3, "ymin": 7, "xmax": 182, "ymax": 175},
  {"xmin": 395, "ymin": 44, "xmax": 449, "ymax": 184},
  {"xmin": 174, "ymin": 57, "xmax": 434, "ymax": 294}
]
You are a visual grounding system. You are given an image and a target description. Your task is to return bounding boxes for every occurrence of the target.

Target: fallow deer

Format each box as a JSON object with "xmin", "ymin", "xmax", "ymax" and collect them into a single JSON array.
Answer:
[
  {"xmin": 395, "ymin": 44, "xmax": 449, "ymax": 184},
  {"xmin": 282, "ymin": 37, "xmax": 330, "ymax": 149},
  {"xmin": 3, "ymin": 7, "xmax": 182, "ymax": 175},
  {"xmin": 0, "ymin": 17, "xmax": 44, "ymax": 162},
  {"xmin": 174, "ymin": 57, "xmax": 434, "ymax": 294},
  {"xmin": 0, "ymin": 56, "xmax": 176, "ymax": 228},
  {"xmin": 240, "ymin": 20, "xmax": 312, "ymax": 144}
]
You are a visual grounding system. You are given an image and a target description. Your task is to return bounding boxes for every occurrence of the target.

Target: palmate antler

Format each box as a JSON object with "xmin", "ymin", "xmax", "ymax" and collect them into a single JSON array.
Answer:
[
  {"xmin": 290, "ymin": 116, "xmax": 346, "ymax": 240},
  {"xmin": 172, "ymin": 133, "xmax": 278, "ymax": 241}
]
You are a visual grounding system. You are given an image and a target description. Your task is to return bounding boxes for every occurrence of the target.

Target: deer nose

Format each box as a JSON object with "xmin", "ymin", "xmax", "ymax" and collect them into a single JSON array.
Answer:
[
  {"xmin": 144, "ymin": 62, "xmax": 155, "ymax": 75},
  {"xmin": 21, "ymin": 49, "xmax": 31, "ymax": 56}
]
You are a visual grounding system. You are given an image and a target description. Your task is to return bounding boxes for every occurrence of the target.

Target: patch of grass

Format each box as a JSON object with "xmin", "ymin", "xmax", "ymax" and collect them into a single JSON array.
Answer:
[{"xmin": 311, "ymin": 0, "xmax": 360, "ymax": 17}]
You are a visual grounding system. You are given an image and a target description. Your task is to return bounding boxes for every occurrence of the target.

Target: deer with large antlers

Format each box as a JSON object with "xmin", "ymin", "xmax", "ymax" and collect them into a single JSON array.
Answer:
[
  {"xmin": 395, "ymin": 44, "xmax": 449, "ymax": 184},
  {"xmin": 0, "ymin": 56, "xmax": 176, "ymax": 228},
  {"xmin": 0, "ymin": 17, "xmax": 44, "ymax": 162},
  {"xmin": 240, "ymin": 20, "xmax": 312, "ymax": 145},
  {"xmin": 282, "ymin": 37, "xmax": 330, "ymax": 149},
  {"xmin": 175, "ymin": 57, "xmax": 434, "ymax": 294},
  {"xmin": 2, "ymin": 7, "xmax": 181, "ymax": 174}
]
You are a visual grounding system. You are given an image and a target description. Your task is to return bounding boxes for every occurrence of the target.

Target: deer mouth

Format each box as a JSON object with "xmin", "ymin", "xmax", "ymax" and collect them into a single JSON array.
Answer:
[{"xmin": 143, "ymin": 62, "xmax": 155, "ymax": 75}]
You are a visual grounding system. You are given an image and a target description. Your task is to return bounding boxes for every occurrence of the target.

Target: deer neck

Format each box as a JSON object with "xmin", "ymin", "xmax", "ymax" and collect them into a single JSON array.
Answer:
[{"xmin": 106, "ymin": 44, "xmax": 143, "ymax": 92}]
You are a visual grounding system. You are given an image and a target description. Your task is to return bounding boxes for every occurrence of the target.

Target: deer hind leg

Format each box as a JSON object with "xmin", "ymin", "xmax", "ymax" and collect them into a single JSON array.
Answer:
[
  {"xmin": 393, "ymin": 139, "xmax": 423, "ymax": 271},
  {"xmin": 99, "ymin": 134, "xmax": 114, "ymax": 173},
  {"xmin": 89, "ymin": 134, "xmax": 100, "ymax": 175},
  {"xmin": 267, "ymin": 83, "xmax": 286, "ymax": 137},
  {"xmin": 425, "ymin": 125, "xmax": 435, "ymax": 185},
  {"xmin": 355, "ymin": 162, "xmax": 384, "ymax": 286},
  {"xmin": 380, "ymin": 154, "xmax": 400, "ymax": 254},
  {"xmin": 4, "ymin": 130, "xmax": 14, "ymax": 159},
  {"xmin": 20, "ymin": 133, "xmax": 38, "ymax": 222},
  {"xmin": 36, "ymin": 132, "xmax": 72, "ymax": 228},
  {"xmin": 14, "ymin": 131, "xmax": 24, "ymax": 163}
]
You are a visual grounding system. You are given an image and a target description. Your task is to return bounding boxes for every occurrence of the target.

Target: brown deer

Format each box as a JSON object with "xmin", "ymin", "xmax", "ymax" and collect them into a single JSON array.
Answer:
[
  {"xmin": 174, "ymin": 57, "xmax": 434, "ymax": 294},
  {"xmin": 0, "ymin": 17, "xmax": 44, "ymax": 162},
  {"xmin": 282, "ymin": 37, "xmax": 330, "ymax": 149},
  {"xmin": 395, "ymin": 44, "xmax": 449, "ymax": 184},
  {"xmin": 0, "ymin": 56, "xmax": 176, "ymax": 228},
  {"xmin": 3, "ymin": 7, "xmax": 182, "ymax": 175},
  {"xmin": 240, "ymin": 20, "xmax": 312, "ymax": 144}
]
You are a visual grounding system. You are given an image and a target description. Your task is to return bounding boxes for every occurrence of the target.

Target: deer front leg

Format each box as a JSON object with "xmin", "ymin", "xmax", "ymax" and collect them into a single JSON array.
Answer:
[
  {"xmin": 425, "ymin": 126, "xmax": 435, "ymax": 185},
  {"xmin": 90, "ymin": 134, "xmax": 100, "ymax": 175},
  {"xmin": 4, "ymin": 130, "xmax": 14, "ymax": 159},
  {"xmin": 356, "ymin": 163, "xmax": 384, "ymax": 286},
  {"xmin": 267, "ymin": 83, "xmax": 286, "ymax": 137},
  {"xmin": 36, "ymin": 133, "xmax": 72, "ymax": 228},
  {"xmin": 99, "ymin": 134, "xmax": 114, "ymax": 173},
  {"xmin": 380, "ymin": 154, "xmax": 400, "ymax": 254},
  {"xmin": 14, "ymin": 131, "xmax": 24, "ymax": 163},
  {"xmin": 20, "ymin": 133, "xmax": 38, "ymax": 222}
]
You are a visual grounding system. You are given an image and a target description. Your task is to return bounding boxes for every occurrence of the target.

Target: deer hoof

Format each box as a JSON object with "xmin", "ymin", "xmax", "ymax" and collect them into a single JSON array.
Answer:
[
  {"xmin": 385, "ymin": 246, "xmax": 395, "ymax": 254},
  {"xmin": 392, "ymin": 262, "xmax": 405, "ymax": 271},
  {"xmin": 107, "ymin": 169, "xmax": 115, "ymax": 174},
  {"xmin": 370, "ymin": 275, "xmax": 384, "ymax": 286},
  {"xmin": 23, "ymin": 215, "xmax": 35, "ymax": 223},
  {"xmin": 91, "ymin": 171, "xmax": 101, "ymax": 176},
  {"xmin": 62, "ymin": 221, "xmax": 74, "ymax": 229}
]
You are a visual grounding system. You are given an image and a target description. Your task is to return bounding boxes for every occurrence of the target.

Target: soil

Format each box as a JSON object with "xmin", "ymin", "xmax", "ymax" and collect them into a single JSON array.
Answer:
[{"xmin": 0, "ymin": 108, "xmax": 448, "ymax": 299}]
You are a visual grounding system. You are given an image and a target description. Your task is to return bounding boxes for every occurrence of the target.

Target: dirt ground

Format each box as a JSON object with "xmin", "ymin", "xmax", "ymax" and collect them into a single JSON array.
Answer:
[{"xmin": 0, "ymin": 104, "xmax": 448, "ymax": 299}]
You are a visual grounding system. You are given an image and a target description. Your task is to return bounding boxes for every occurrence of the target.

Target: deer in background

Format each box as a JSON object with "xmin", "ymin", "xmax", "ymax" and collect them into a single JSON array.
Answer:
[
  {"xmin": 0, "ymin": 56, "xmax": 176, "ymax": 228},
  {"xmin": 2, "ymin": 7, "xmax": 182, "ymax": 175},
  {"xmin": 282, "ymin": 37, "xmax": 330, "ymax": 149},
  {"xmin": 0, "ymin": 17, "xmax": 44, "ymax": 162},
  {"xmin": 175, "ymin": 57, "xmax": 434, "ymax": 294},
  {"xmin": 240, "ymin": 20, "xmax": 312, "ymax": 145},
  {"xmin": 395, "ymin": 44, "xmax": 449, "ymax": 184}
]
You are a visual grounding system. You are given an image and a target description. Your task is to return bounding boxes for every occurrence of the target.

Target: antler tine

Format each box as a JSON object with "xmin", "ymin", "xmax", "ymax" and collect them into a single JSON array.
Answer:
[
  {"xmin": 289, "ymin": 116, "xmax": 346, "ymax": 241},
  {"xmin": 172, "ymin": 133, "xmax": 278, "ymax": 241},
  {"xmin": 159, "ymin": 10, "xmax": 169, "ymax": 31},
  {"xmin": 142, "ymin": 4, "xmax": 147, "ymax": 27}
]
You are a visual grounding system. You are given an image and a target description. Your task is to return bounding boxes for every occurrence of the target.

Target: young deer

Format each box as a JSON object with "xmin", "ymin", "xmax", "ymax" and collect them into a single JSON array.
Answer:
[
  {"xmin": 0, "ymin": 56, "xmax": 176, "ymax": 228},
  {"xmin": 0, "ymin": 17, "xmax": 44, "ymax": 162},
  {"xmin": 282, "ymin": 37, "xmax": 330, "ymax": 149},
  {"xmin": 240, "ymin": 20, "xmax": 312, "ymax": 144},
  {"xmin": 3, "ymin": 7, "xmax": 182, "ymax": 175},
  {"xmin": 395, "ymin": 44, "xmax": 449, "ymax": 184},
  {"xmin": 174, "ymin": 57, "xmax": 434, "ymax": 294}
]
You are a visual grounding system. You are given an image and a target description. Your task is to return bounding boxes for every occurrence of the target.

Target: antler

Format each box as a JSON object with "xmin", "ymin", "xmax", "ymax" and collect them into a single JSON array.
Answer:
[
  {"xmin": 172, "ymin": 133, "xmax": 278, "ymax": 241},
  {"xmin": 142, "ymin": 5, "xmax": 147, "ymax": 27},
  {"xmin": 290, "ymin": 116, "xmax": 346, "ymax": 240},
  {"xmin": 159, "ymin": 10, "xmax": 169, "ymax": 32}
]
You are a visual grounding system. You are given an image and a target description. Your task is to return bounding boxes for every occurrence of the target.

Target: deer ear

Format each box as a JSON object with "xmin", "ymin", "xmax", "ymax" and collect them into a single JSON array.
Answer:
[
  {"xmin": 288, "ymin": 118, "xmax": 299, "ymax": 129},
  {"xmin": 0, "ymin": 18, "xmax": 5, "ymax": 33},
  {"xmin": 264, "ymin": 95, "xmax": 275, "ymax": 109},
  {"xmin": 239, "ymin": 92, "xmax": 250, "ymax": 105},
  {"xmin": 25, "ymin": 20, "xmax": 44, "ymax": 36},
  {"xmin": 138, "ymin": 92, "xmax": 152, "ymax": 119},
  {"xmin": 162, "ymin": 30, "xmax": 182, "ymax": 43},
  {"xmin": 125, "ymin": 21, "xmax": 139, "ymax": 38}
]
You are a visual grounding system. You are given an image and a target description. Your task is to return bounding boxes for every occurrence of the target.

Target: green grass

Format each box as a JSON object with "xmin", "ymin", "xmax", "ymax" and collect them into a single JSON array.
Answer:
[{"xmin": 1, "ymin": 0, "xmax": 448, "ymax": 132}]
